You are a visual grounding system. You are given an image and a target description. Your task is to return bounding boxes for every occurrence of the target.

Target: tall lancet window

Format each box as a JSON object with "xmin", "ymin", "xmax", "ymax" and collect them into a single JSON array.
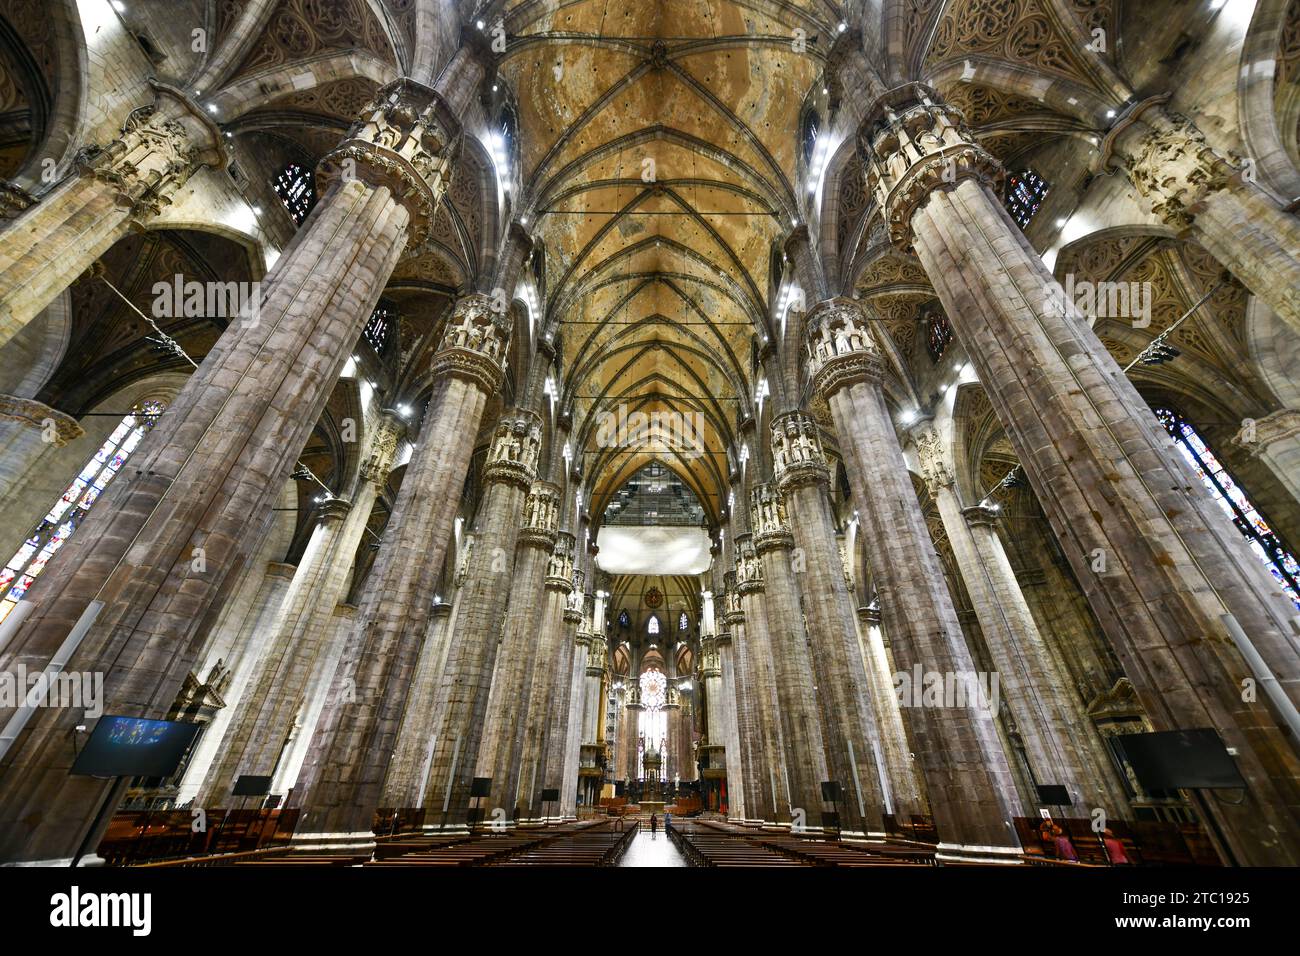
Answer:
[
  {"xmin": 0, "ymin": 401, "xmax": 166, "ymax": 624},
  {"xmin": 274, "ymin": 162, "xmax": 316, "ymax": 225},
  {"xmin": 637, "ymin": 667, "xmax": 668, "ymax": 777},
  {"xmin": 1157, "ymin": 407, "xmax": 1300, "ymax": 609},
  {"xmin": 646, "ymin": 615, "xmax": 660, "ymax": 636}
]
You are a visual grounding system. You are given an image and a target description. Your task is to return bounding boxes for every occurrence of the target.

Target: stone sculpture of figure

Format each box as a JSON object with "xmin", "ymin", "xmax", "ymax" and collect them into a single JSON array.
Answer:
[{"xmin": 835, "ymin": 324, "xmax": 851, "ymax": 353}]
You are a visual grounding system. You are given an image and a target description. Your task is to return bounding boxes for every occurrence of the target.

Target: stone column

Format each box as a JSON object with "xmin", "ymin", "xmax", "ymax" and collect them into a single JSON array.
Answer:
[
  {"xmin": 0, "ymin": 73, "xmax": 482, "ymax": 863},
  {"xmin": 201, "ymin": 413, "xmax": 403, "ymax": 805},
  {"xmin": 1234, "ymin": 409, "xmax": 1300, "ymax": 506},
  {"xmin": 912, "ymin": 419, "xmax": 1128, "ymax": 815},
  {"xmin": 383, "ymin": 600, "xmax": 454, "ymax": 808},
  {"xmin": 0, "ymin": 395, "xmax": 83, "ymax": 501},
  {"xmin": 288, "ymin": 297, "xmax": 514, "ymax": 849},
  {"xmin": 732, "ymin": 546, "xmax": 782, "ymax": 824},
  {"xmin": 553, "ymin": 599, "xmax": 587, "ymax": 820},
  {"xmin": 0, "ymin": 84, "xmax": 226, "ymax": 349},
  {"xmin": 772, "ymin": 410, "xmax": 888, "ymax": 834},
  {"xmin": 868, "ymin": 85, "xmax": 1300, "ymax": 868},
  {"xmin": 516, "ymin": 530, "xmax": 576, "ymax": 821},
  {"xmin": 418, "ymin": 411, "xmax": 543, "ymax": 829},
  {"xmin": 715, "ymin": 627, "xmax": 746, "ymax": 820},
  {"xmin": 854, "ymin": 605, "xmax": 925, "ymax": 817},
  {"xmin": 804, "ymin": 299, "xmax": 1021, "ymax": 858},
  {"xmin": 862, "ymin": 83, "xmax": 1300, "ymax": 864},
  {"xmin": 1103, "ymin": 96, "xmax": 1300, "ymax": 337},
  {"xmin": 178, "ymin": 560, "xmax": 296, "ymax": 803},
  {"xmin": 474, "ymin": 481, "xmax": 560, "ymax": 821},
  {"xmin": 748, "ymin": 485, "xmax": 830, "ymax": 827}
]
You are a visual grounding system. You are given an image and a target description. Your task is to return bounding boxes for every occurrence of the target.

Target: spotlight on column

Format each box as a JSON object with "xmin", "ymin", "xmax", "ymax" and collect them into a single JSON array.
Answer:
[
  {"xmin": 397, "ymin": 404, "xmax": 412, "ymax": 417},
  {"xmin": 1141, "ymin": 343, "xmax": 1181, "ymax": 366}
]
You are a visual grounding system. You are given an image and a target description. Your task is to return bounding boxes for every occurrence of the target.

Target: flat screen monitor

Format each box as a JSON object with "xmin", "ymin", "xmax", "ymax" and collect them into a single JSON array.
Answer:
[
  {"xmin": 233, "ymin": 774, "xmax": 273, "ymax": 797},
  {"xmin": 1036, "ymin": 784, "xmax": 1072, "ymax": 805},
  {"xmin": 1116, "ymin": 728, "xmax": 1246, "ymax": 790},
  {"xmin": 70, "ymin": 715, "xmax": 201, "ymax": 779}
]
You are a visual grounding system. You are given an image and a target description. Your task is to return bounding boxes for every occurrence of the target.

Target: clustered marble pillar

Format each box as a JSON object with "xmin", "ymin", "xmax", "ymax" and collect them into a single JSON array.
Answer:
[
  {"xmin": 0, "ymin": 71, "xmax": 479, "ymax": 863},
  {"xmin": 201, "ymin": 411, "xmax": 404, "ymax": 806},
  {"xmin": 804, "ymin": 296, "xmax": 1022, "ymax": 858},
  {"xmin": 748, "ymin": 485, "xmax": 829, "ymax": 826},
  {"xmin": 860, "ymin": 82, "xmax": 1300, "ymax": 864},
  {"xmin": 771, "ymin": 410, "xmax": 888, "ymax": 834},
  {"xmin": 0, "ymin": 84, "xmax": 227, "ymax": 349},
  {"xmin": 1104, "ymin": 95, "xmax": 1300, "ymax": 337},
  {"xmin": 912, "ymin": 419, "xmax": 1129, "ymax": 817},
  {"xmin": 419, "ymin": 411, "xmax": 542, "ymax": 829}
]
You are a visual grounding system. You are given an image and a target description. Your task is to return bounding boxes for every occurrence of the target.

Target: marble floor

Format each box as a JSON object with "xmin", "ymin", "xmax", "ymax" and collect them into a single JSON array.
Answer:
[{"xmin": 618, "ymin": 829, "xmax": 692, "ymax": 867}]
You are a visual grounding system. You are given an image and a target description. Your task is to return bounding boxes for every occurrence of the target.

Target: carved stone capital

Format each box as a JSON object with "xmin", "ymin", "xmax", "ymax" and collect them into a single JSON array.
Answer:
[
  {"xmin": 0, "ymin": 395, "xmax": 84, "ymax": 446},
  {"xmin": 74, "ymin": 84, "xmax": 225, "ymax": 225},
  {"xmin": 910, "ymin": 419, "xmax": 955, "ymax": 496},
  {"xmin": 771, "ymin": 410, "xmax": 830, "ymax": 491},
  {"xmin": 315, "ymin": 496, "xmax": 353, "ymax": 524},
  {"xmin": 1233, "ymin": 409, "xmax": 1300, "ymax": 457},
  {"xmin": 360, "ymin": 410, "xmax": 405, "ymax": 485},
  {"xmin": 1103, "ymin": 95, "xmax": 1235, "ymax": 230},
  {"xmin": 519, "ymin": 481, "xmax": 561, "ymax": 549},
  {"xmin": 546, "ymin": 531, "xmax": 576, "ymax": 590},
  {"xmin": 734, "ymin": 533, "xmax": 766, "ymax": 592},
  {"xmin": 805, "ymin": 297, "xmax": 885, "ymax": 400},
  {"xmin": 859, "ymin": 84, "xmax": 1004, "ymax": 246},
  {"xmin": 858, "ymin": 604, "xmax": 882, "ymax": 627},
  {"xmin": 482, "ymin": 408, "xmax": 543, "ymax": 489},
  {"xmin": 749, "ymin": 483, "xmax": 794, "ymax": 553},
  {"xmin": 961, "ymin": 503, "xmax": 1002, "ymax": 528},
  {"xmin": 318, "ymin": 78, "xmax": 460, "ymax": 248},
  {"xmin": 430, "ymin": 293, "xmax": 509, "ymax": 395}
]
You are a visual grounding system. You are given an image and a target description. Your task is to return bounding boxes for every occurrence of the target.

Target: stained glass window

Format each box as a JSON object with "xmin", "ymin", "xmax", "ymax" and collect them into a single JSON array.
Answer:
[
  {"xmin": 274, "ymin": 163, "xmax": 316, "ymax": 225},
  {"xmin": 0, "ymin": 401, "xmax": 166, "ymax": 625},
  {"xmin": 1004, "ymin": 169, "xmax": 1050, "ymax": 229},
  {"xmin": 1157, "ymin": 407, "xmax": 1300, "ymax": 609},
  {"xmin": 678, "ymin": 611, "xmax": 688, "ymax": 631},
  {"xmin": 363, "ymin": 304, "xmax": 394, "ymax": 355},
  {"xmin": 647, "ymin": 615, "xmax": 660, "ymax": 635},
  {"xmin": 618, "ymin": 609, "xmax": 630, "ymax": 628},
  {"xmin": 925, "ymin": 308, "xmax": 952, "ymax": 363},
  {"xmin": 638, "ymin": 667, "xmax": 668, "ymax": 777}
]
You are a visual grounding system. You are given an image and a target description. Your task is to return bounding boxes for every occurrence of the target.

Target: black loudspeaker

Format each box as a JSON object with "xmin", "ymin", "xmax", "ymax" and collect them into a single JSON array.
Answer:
[
  {"xmin": 820, "ymin": 781, "xmax": 842, "ymax": 802},
  {"xmin": 1115, "ymin": 728, "xmax": 1246, "ymax": 790},
  {"xmin": 1035, "ymin": 784, "xmax": 1072, "ymax": 806},
  {"xmin": 470, "ymin": 777, "xmax": 492, "ymax": 797},
  {"xmin": 233, "ymin": 774, "xmax": 273, "ymax": 797},
  {"xmin": 540, "ymin": 788, "xmax": 560, "ymax": 802}
]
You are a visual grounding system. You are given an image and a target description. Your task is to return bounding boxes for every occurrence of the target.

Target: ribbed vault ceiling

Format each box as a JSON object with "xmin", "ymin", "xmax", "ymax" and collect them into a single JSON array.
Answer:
[{"xmin": 499, "ymin": 0, "xmax": 834, "ymax": 522}]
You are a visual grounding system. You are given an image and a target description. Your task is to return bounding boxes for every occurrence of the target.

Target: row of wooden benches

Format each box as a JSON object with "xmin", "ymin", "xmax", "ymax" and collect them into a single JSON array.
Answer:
[{"xmin": 668, "ymin": 820, "xmax": 938, "ymax": 868}]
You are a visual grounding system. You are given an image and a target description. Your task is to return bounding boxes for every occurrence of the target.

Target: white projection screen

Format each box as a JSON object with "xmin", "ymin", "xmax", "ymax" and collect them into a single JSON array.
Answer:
[{"xmin": 594, "ymin": 526, "xmax": 712, "ymax": 576}]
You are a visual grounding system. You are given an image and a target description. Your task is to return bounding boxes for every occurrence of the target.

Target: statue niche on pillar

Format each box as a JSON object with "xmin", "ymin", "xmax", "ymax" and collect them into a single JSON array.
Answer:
[
  {"xmin": 771, "ymin": 410, "xmax": 829, "ymax": 490},
  {"xmin": 858, "ymin": 83, "xmax": 1003, "ymax": 247}
]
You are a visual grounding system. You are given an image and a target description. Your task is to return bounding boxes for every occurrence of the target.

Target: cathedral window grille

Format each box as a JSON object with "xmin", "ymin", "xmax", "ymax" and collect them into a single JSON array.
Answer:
[
  {"xmin": 637, "ymin": 667, "xmax": 668, "ymax": 777},
  {"xmin": 274, "ymin": 162, "xmax": 316, "ymax": 225},
  {"xmin": 1004, "ymin": 169, "xmax": 1050, "ymax": 229},
  {"xmin": 363, "ymin": 304, "xmax": 395, "ymax": 355},
  {"xmin": 1157, "ymin": 407, "xmax": 1300, "ymax": 609},
  {"xmin": 0, "ymin": 401, "xmax": 166, "ymax": 624},
  {"xmin": 925, "ymin": 308, "xmax": 953, "ymax": 363}
]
